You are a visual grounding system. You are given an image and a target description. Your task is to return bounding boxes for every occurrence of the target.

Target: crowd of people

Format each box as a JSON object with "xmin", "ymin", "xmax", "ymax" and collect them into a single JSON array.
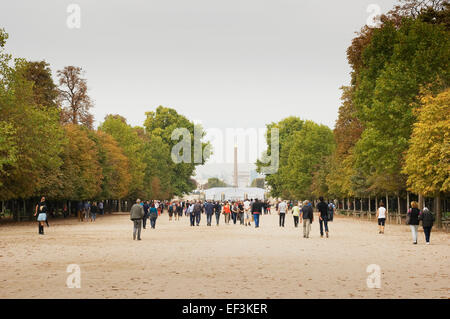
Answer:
[
  {"xmin": 129, "ymin": 197, "xmax": 335, "ymax": 240},
  {"xmin": 32, "ymin": 195, "xmax": 437, "ymax": 245}
]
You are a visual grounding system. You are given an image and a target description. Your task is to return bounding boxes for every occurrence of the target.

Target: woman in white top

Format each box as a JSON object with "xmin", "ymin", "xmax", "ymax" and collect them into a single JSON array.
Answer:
[
  {"xmin": 376, "ymin": 201, "xmax": 387, "ymax": 234},
  {"xmin": 292, "ymin": 202, "xmax": 300, "ymax": 228}
]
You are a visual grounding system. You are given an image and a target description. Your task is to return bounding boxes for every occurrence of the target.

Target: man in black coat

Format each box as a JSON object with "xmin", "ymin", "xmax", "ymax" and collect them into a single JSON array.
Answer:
[{"xmin": 316, "ymin": 197, "xmax": 329, "ymax": 238}]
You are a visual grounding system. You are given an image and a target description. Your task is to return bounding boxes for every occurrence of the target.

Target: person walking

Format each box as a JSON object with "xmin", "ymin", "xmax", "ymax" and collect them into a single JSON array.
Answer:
[
  {"xmin": 327, "ymin": 201, "xmax": 335, "ymax": 222},
  {"xmin": 214, "ymin": 201, "xmax": 222, "ymax": 226},
  {"xmin": 84, "ymin": 201, "xmax": 91, "ymax": 222},
  {"xmin": 149, "ymin": 203, "xmax": 158, "ymax": 229},
  {"xmin": 407, "ymin": 201, "xmax": 421, "ymax": 244},
  {"xmin": 90, "ymin": 202, "xmax": 98, "ymax": 222},
  {"xmin": 77, "ymin": 201, "xmax": 83, "ymax": 222},
  {"xmin": 130, "ymin": 199, "xmax": 144, "ymax": 240},
  {"xmin": 34, "ymin": 196, "xmax": 48, "ymax": 235},
  {"xmin": 142, "ymin": 201, "xmax": 150, "ymax": 229},
  {"xmin": 238, "ymin": 201, "xmax": 244, "ymax": 225},
  {"xmin": 204, "ymin": 200, "xmax": 214, "ymax": 226},
  {"xmin": 193, "ymin": 200, "xmax": 202, "ymax": 226},
  {"xmin": 252, "ymin": 198, "xmax": 264, "ymax": 228},
  {"xmin": 176, "ymin": 202, "xmax": 183, "ymax": 221},
  {"xmin": 188, "ymin": 201, "xmax": 195, "ymax": 226},
  {"xmin": 243, "ymin": 199, "xmax": 251, "ymax": 226},
  {"xmin": 376, "ymin": 201, "xmax": 387, "ymax": 234},
  {"xmin": 223, "ymin": 202, "xmax": 231, "ymax": 224},
  {"xmin": 278, "ymin": 200, "xmax": 287, "ymax": 227},
  {"xmin": 300, "ymin": 200, "xmax": 314, "ymax": 238},
  {"xmin": 98, "ymin": 201, "xmax": 104, "ymax": 215},
  {"xmin": 419, "ymin": 207, "xmax": 435, "ymax": 245},
  {"xmin": 231, "ymin": 202, "xmax": 238, "ymax": 225},
  {"xmin": 317, "ymin": 197, "xmax": 329, "ymax": 238},
  {"xmin": 292, "ymin": 202, "xmax": 300, "ymax": 228},
  {"xmin": 168, "ymin": 202, "xmax": 175, "ymax": 221}
]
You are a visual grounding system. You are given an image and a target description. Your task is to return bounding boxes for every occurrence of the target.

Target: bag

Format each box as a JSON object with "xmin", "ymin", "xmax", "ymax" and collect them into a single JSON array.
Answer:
[{"xmin": 406, "ymin": 209, "xmax": 411, "ymax": 225}]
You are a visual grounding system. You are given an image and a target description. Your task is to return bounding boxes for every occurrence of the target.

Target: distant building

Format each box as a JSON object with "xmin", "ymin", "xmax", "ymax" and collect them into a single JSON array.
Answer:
[{"xmin": 204, "ymin": 187, "xmax": 265, "ymax": 201}]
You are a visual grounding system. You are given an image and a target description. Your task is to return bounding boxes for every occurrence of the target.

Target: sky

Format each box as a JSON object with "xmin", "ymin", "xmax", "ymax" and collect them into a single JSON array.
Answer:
[{"xmin": 0, "ymin": 0, "xmax": 398, "ymax": 184}]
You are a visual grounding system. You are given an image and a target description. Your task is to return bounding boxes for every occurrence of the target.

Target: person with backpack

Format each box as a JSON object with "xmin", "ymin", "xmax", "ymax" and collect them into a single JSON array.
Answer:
[
  {"xmin": 407, "ymin": 201, "xmax": 421, "ymax": 244},
  {"xmin": 327, "ymin": 202, "xmax": 335, "ymax": 222},
  {"xmin": 149, "ymin": 203, "xmax": 158, "ymax": 229},
  {"xmin": 300, "ymin": 200, "xmax": 313, "ymax": 238},
  {"xmin": 418, "ymin": 207, "xmax": 435, "ymax": 245}
]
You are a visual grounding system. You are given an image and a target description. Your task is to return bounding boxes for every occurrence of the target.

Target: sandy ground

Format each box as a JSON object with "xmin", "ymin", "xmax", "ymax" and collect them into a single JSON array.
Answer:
[{"xmin": 0, "ymin": 212, "xmax": 448, "ymax": 299}]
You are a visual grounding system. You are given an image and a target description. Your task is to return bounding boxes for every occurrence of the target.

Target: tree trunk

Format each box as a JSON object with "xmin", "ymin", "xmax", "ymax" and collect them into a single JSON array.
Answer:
[
  {"xmin": 435, "ymin": 194, "xmax": 442, "ymax": 228},
  {"xmin": 397, "ymin": 195, "xmax": 401, "ymax": 224},
  {"xmin": 386, "ymin": 193, "xmax": 389, "ymax": 223},
  {"xmin": 418, "ymin": 194, "xmax": 424, "ymax": 210},
  {"xmin": 118, "ymin": 199, "xmax": 121, "ymax": 212},
  {"xmin": 406, "ymin": 192, "xmax": 410, "ymax": 213}
]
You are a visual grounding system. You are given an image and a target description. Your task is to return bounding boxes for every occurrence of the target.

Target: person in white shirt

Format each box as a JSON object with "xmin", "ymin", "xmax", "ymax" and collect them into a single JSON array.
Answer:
[
  {"xmin": 278, "ymin": 200, "xmax": 288, "ymax": 227},
  {"xmin": 243, "ymin": 199, "xmax": 251, "ymax": 226},
  {"xmin": 376, "ymin": 201, "xmax": 387, "ymax": 234}
]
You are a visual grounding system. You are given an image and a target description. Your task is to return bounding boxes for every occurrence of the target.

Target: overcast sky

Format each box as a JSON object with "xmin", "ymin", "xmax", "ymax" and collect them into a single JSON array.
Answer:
[{"xmin": 1, "ymin": 0, "xmax": 398, "ymax": 183}]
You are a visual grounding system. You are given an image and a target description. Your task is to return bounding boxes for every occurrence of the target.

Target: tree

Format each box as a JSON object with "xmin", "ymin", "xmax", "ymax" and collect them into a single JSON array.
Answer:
[
  {"xmin": 91, "ymin": 130, "xmax": 131, "ymax": 200},
  {"xmin": 352, "ymin": 14, "xmax": 449, "ymax": 194},
  {"xmin": 0, "ymin": 36, "xmax": 65, "ymax": 200},
  {"xmin": 403, "ymin": 88, "xmax": 449, "ymax": 225},
  {"xmin": 250, "ymin": 178, "xmax": 265, "ymax": 189},
  {"xmin": 99, "ymin": 115, "xmax": 147, "ymax": 199},
  {"xmin": 256, "ymin": 116, "xmax": 305, "ymax": 197},
  {"xmin": 144, "ymin": 106, "xmax": 210, "ymax": 195},
  {"xmin": 56, "ymin": 124, "xmax": 102, "ymax": 200},
  {"xmin": 57, "ymin": 66, "xmax": 94, "ymax": 129},
  {"xmin": 0, "ymin": 121, "xmax": 17, "ymax": 186},
  {"xmin": 18, "ymin": 60, "xmax": 59, "ymax": 109},
  {"xmin": 203, "ymin": 177, "xmax": 229, "ymax": 189},
  {"xmin": 257, "ymin": 118, "xmax": 334, "ymax": 199}
]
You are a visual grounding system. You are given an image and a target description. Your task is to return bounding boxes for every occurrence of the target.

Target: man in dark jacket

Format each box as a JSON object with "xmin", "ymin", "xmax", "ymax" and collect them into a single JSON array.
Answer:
[
  {"xmin": 130, "ymin": 199, "xmax": 144, "ymax": 240},
  {"xmin": 316, "ymin": 197, "xmax": 329, "ymax": 238},
  {"xmin": 300, "ymin": 200, "xmax": 314, "ymax": 238},
  {"xmin": 252, "ymin": 198, "xmax": 264, "ymax": 228},
  {"xmin": 214, "ymin": 201, "xmax": 222, "ymax": 226},
  {"xmin": 419, "ymin": 207, "xmax": 435, "ymax": 244},
  {"xmin": 204, "ymin": 201, "xmax": 214, "ymax": 226},
  {"xmin": 193, "ymin": 201, "xmax": 203, "ymax": 226},
  {"xmin": 142, "ymin": 201, "xmax": 150, "ymax": 229}
]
